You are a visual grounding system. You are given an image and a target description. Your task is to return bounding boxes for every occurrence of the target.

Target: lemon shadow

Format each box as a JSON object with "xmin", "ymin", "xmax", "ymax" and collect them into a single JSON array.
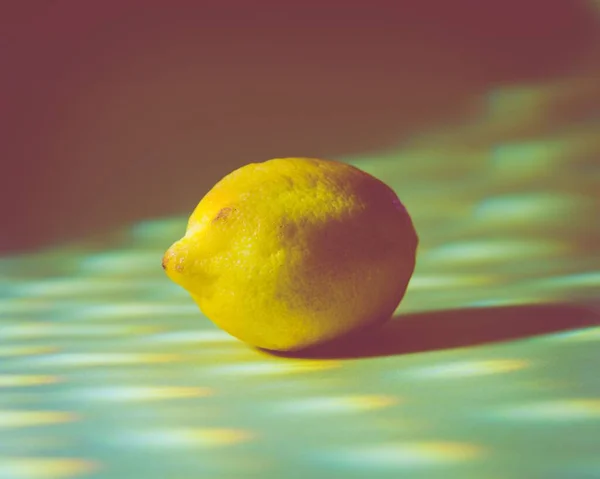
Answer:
[{"xmin": 264, "ymin": 303, "xmax": 600, "ymax": 360}]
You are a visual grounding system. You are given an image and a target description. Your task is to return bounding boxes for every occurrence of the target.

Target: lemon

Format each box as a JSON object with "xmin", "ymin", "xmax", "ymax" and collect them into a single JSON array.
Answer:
[{"xmin": 163, "ymin": 158, "xmax": 418, "ymax": 351}]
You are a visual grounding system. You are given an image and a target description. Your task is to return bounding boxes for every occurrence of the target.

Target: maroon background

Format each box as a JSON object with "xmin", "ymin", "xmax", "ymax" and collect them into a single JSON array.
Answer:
[{"xmin": 2, "ymin": 0, "xmax": 598, "ymax": 252}]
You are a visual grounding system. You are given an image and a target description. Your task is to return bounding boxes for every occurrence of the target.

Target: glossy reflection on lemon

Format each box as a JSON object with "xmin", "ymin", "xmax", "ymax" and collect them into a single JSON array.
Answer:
[{"xmin": 163, "ymin": 158, "xmax": 418, "ymax": 351}]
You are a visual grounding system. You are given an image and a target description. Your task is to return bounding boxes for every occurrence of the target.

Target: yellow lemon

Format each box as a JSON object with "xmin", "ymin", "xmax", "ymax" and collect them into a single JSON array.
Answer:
[{"xmin": 163, "ymin": 158, "xmax": 418, "ymax": 351}]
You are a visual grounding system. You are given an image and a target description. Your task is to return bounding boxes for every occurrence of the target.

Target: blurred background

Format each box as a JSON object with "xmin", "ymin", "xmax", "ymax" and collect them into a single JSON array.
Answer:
[{"xmin": 1, "ymin": 1, "xmax": 600, "ymax": 478}]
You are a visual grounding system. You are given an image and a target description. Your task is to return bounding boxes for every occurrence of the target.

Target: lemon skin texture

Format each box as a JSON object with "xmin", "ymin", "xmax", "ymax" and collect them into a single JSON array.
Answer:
[{"xmin": 163, "ymin": 158, "xmax": 418, "ymax": 352}]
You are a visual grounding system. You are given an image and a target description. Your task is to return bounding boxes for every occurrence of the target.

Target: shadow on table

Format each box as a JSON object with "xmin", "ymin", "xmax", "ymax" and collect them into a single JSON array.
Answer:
[{"xmin": 266, "ymin": 303, "xmax": 600, "ymax": 360}]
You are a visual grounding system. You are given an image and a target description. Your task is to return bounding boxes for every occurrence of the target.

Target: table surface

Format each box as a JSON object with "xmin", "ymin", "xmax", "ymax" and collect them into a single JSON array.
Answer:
[{"xmin": 2, "ymin": 92, "xmax": 600, "ymax": 478}]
